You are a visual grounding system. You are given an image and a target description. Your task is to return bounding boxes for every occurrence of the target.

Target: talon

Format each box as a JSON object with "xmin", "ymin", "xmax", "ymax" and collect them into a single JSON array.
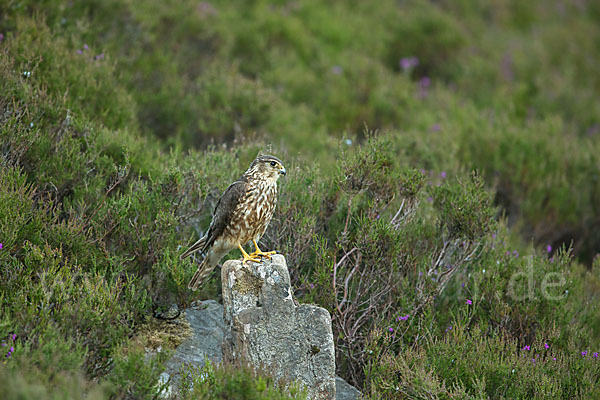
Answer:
[
  {"xmin": 238, "ymin": 244, "xmax": 261, "ymax": 264},
  {"xmin": 249, "ymin": 240, "xmax": 277, "ymax": 259},
  {"xmin": 249, "ymin": 250, "xmax": 277, "ymax": 259}
]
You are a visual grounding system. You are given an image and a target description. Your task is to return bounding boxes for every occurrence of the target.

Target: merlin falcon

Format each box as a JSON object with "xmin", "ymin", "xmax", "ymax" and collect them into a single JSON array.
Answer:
[{"xmin": 181, "ymin": 155, "xmax": 286, "ymax": 290}]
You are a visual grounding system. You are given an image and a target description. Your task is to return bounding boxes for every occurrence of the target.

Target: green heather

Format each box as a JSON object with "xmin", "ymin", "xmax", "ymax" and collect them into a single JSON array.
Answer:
[{"xmin": 1, "ymin": 0, "xmax": 600, "ymax": 398}]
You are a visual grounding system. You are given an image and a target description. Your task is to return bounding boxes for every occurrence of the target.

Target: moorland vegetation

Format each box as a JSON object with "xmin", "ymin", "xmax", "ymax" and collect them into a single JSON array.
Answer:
[{"xmin": 1, "ymin": 0, "xmax": 599, "ymax": 398}]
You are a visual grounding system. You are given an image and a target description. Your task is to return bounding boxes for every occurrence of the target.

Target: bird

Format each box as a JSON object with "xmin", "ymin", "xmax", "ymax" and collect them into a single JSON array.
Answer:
[{"xmin": 180, "ymin": 155, "xmax": 286, "ymax": 290}]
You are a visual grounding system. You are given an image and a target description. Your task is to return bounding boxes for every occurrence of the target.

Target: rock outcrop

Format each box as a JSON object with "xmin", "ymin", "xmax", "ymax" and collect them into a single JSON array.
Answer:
[
  {"xmin": 158, "ymin": 255, "xmax": 360, "ymax": 399},
  {"xmin": 221, "ymin": 254, "xmax": 336, "ymax": 400},
  {"xmin": 161, "ymin": 300, "xmax": 225, "ymax": 390},
  {"xmin": 335, "ymin": 377, "xmax": 362, "ymax": 400}
]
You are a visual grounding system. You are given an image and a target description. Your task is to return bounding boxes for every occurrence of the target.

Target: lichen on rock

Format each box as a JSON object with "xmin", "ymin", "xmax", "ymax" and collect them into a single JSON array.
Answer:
[{"xmin": 222, "ymin": 254, "xmax": 337, "ymax": 400}]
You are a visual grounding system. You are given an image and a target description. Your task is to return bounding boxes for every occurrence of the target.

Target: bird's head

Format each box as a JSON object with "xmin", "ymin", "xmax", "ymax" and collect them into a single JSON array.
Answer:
[{"xmin": 247, "ymin": 155, "xmax": 286, "ymax": 182}]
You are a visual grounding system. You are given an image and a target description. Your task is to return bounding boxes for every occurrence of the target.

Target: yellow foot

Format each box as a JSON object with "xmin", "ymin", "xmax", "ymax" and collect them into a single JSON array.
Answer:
[
  {"xmin": 249, "ymin": 250, "xmax": 277, "ymax": 258},
  {"xmin": 249, "ymin": 240, "xmax": 277, "ymax": 259},
  {"xmin": 238, "ymin": 244, "xmax": 261, "ymax": 265}
]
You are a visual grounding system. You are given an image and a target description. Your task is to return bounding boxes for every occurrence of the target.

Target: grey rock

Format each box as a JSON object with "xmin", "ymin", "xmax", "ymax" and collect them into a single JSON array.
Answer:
[
  {"xmin": 163, "ymin": 299, "xmax": 225, "ymax": 389},
  {"xmin": 157, "ymin": 257, "xmax": 361, "ymax": 399},
  {"xmin": 221, "ymin": 254, "xmax": 336, "ymax": 400},
  {"xmin": 335, "ymin": 376, "xmax": 362, "ymax": 400},
  {"xmin": 157, "ymin": 372, "xmax": 172, "ymax": 399}
]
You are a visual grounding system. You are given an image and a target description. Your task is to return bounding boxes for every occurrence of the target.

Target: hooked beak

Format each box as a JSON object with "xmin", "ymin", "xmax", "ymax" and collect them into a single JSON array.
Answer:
[{"xmin": 279, "ymin": 167, "xmax": 286, "ymax": 176}]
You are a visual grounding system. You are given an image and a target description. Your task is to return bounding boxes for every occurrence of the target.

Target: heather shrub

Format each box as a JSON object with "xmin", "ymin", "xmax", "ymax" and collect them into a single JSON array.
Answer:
[
  {"xmin": 0, "ymin": 361, "xmax": 108, "ymax": 400},
  {"xmin": 0, "ymin": 167, "xmax": 151, "ymax": 375},
  {"xmin": 286, "ymin": 136, "xmax": 495, "ymax": 385},
  {"xmin": 1, "ymin": 15, "xmax": 136, "ymax": 131},
  {"xmin": 385, "ymin": 0, "xmax": 466, "ymax": 79},
  {"xmin": 360, "ymin": 228, "xmax": 600, "ymax": 398},
  {"xmin": 366, "ymin": 320, "xmax": 600, "ymax": 399},
  {"xmin": 178, "ymin": 361, "xmax": 306, "ymax": 400},
  {"xmin": 2, "ymin": 0, "xmax": 600, "ymax": 398},
  {"xmin": 1, "ymin": 16, "xmax": 193, "ymax": 396},
  {"xmin": 458, "ymin": 116, "xmax": 600, "ymax": 263},
  {"xmin": 107, "ymin": 346, "xmax": 170, "ymax": 399},
  {"xmin": 446, "ymin": 0, "xmax": 600, "ymax": 133}
]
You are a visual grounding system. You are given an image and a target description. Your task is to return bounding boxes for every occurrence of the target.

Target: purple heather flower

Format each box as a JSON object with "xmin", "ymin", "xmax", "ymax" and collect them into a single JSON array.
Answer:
[
  {"xmin": 466, "ymin": 299, "xmax": 472, "ymax": 305},
  {"xmin": 513, "ymin": 250, "xmax": 519, "ymax": 258},
  {"xmin": 0, "ymin": 33, "xmax": 4, "ymax": 42},
  {"xmin": 505, "ymin": 250, "xmax": 511, "ymax": 256},
  {"xmin": 331, "ymin": 65, "xmax": 343, "ymax": 75},
  {"xmin": 9, "ymin": 346, "xmax": 13, "ymax": 353},
  {"xmin": 76, "ymin": 49, "xmax": 83, "ymax": 55},
  {"xmin": 427, "ymin": 197, "xmax": 433, "ymax": 203},
  {"xmin": 593, "ymin": 352, "xmax": 598, "ymax": 359},
  {"xmin": 95, "ymin": 53, "xmax": 105, "ymax": 61},
  {"xmin": 309, "ymin": 283, "xmax": 314, "ymax": 289},
  {"xmin": 11, "ymin": 334, "xmax": 16, "ymax": 341},
  {"xmin": 399, "ymin": 56, "xmax": 419, "ymax": 71},
  {"xmin": 1, "ymin": 343, "xmax": 5, "ymax": 347},
  {"xmin": 546, "ymin": 245, "xmax": 552, "ymax": 253},
  {"xmin": 461, "ymin": 283, "xmax": 465, "ymax": 288},
  {"xmin": 544, "ymin": 343, "xmax": 549, "ymax": 349},
  {"xmin": 440, "ymin": 171, "xmax": 447, "ymax": 178},
  {"xmin": 553, "ymin": 357, "xmax": 557, "ymax": 361},
  {"xmin": 83, "ymin": 44, "xmax": 89, "ymax": 50},
  {"xmin": 388, "ymin": 327, "xmax": 394, "ymax": 333},
  {"xmin": 430, "ymin": 124, "xmax": 441, "ymax": 132},
  {"xmin": 523, "ymin": 345, "xmax": 531, "ymax": 351},
  {"xmin": 0, "ymin": 243, "xmax": 3, "ymax": 249},
  {"xmin": 582, "ymin": 351, "xmax": 588, "ymax": 357},
  {"xmin": 532, "ymin": 358, "xmax": 535, "ymax": 363},
  {"xmin": 445, "ymin": 325, "xmax": 453, "ymax": 332},
  {"xmin": 197, "ymin": 1, "xmax": 218, "ymax": 16},
  {"xmin": 419, "ymin": 76, "xmax": 431, "ymax": 88}
]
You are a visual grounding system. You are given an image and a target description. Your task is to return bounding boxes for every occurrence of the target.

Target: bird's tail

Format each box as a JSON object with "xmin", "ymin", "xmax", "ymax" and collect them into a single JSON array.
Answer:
[
  {"xmin": 188, "ymin": 256, "xmax": 216, "ymax": 291},
  {"xmin": 180, "ymin": 235, "xmax": 207, "ymax": 259}
]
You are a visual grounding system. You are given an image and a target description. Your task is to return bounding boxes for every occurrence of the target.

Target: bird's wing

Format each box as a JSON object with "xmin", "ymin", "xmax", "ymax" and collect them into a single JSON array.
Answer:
[
  {"xmin": 203, "ymin": 179, "xmax": 247, "ymax": 250},
  {"xmin": 180, "ymin": 178, "xmax": 247, "ymax": 260}
]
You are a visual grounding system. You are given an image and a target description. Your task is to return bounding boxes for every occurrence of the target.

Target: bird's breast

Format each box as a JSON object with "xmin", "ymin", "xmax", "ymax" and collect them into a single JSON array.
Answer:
[{"xmin": 226, "ymin": 180, "xmax": 277, "ymax": 244}]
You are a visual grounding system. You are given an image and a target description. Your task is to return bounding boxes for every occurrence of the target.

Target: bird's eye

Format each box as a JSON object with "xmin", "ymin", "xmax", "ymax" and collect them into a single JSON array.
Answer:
[{"xmin": 270, "ymin": 161, "xmax": 276, "ymax": 167}]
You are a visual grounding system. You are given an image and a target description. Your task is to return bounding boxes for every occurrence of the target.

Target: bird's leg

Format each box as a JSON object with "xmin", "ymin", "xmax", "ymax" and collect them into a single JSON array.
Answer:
[
  {"xmin": 238, "ymin": 244, "xmax": 261, "ymax": 265},
  {"xmin": 249, "ymin": 239, "xmax": 277, "ymax": 259}
]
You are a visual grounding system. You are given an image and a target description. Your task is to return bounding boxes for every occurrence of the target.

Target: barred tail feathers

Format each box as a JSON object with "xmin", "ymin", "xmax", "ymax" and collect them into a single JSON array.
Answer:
[
  {"xmin": 180, "ymin": 235, "xmax": 207, "ymax": 259},
  {"xmin": 187, "ymin": 256, "xmax": 216, "ymax": 291}
]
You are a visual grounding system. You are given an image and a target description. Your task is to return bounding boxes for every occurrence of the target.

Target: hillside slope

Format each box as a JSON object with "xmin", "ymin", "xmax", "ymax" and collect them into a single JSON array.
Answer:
[{"xmin": 1, "ymin": 1, "xmax": 600, "ymax": 398}]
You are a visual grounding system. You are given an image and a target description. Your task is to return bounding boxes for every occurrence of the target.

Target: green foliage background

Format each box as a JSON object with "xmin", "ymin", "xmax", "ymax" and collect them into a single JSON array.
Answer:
[{"xmin": 1, "ymin": 0, "xmax": 599, "ymax": 398}]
